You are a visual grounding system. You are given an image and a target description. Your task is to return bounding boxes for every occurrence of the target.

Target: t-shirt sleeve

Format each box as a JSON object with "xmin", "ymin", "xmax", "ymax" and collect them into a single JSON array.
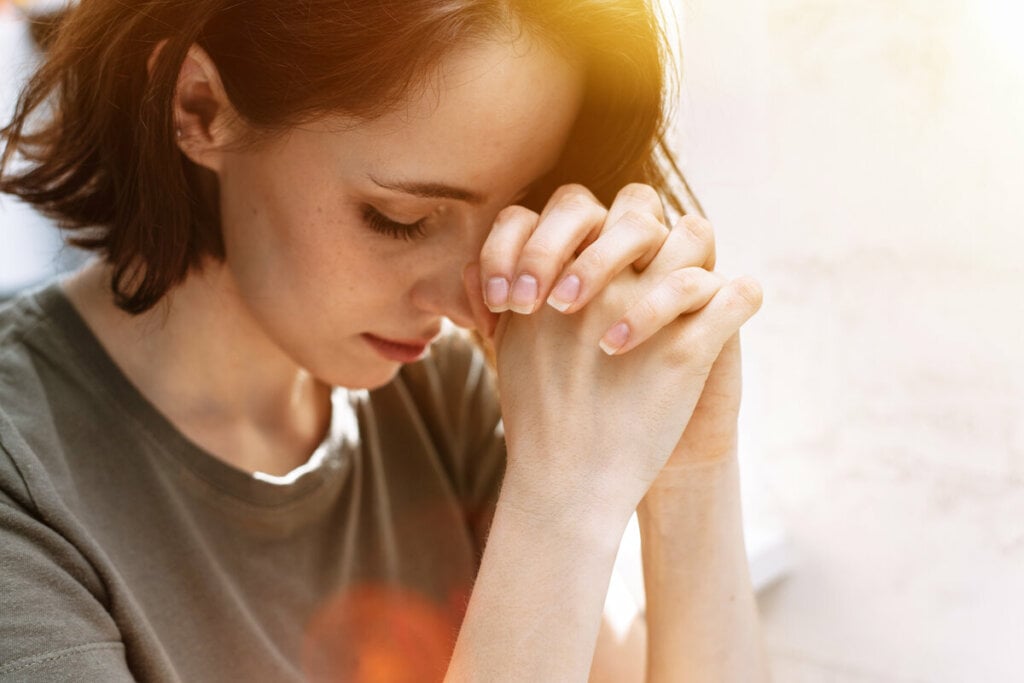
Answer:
[
  {"xmin": 400, "ymin": 332, "xmax": 507, "ymax": 561},
  {"xmin": 0, "ymin": 444, "xmax": 135, "ymax": 682}
]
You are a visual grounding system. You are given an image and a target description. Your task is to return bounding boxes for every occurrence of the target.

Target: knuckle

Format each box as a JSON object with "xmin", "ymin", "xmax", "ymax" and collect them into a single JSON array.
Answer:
[
  {"xmin": 520, "ymin": 240, "xmax": 559, "ymax": 266},
  {"xmin": 663, "ymin": 333, "xmax": 709, "ymax": 370},
  {"xmin": 676, "ymin": 214, "xmax": 715, "ymax": 243},
  {"xmin": 663, "ymin": 269, "xmax": 701, "ymax": 300},
  {"xmin": 730, "ymin": 276, "xmax": 764, "ymax": 310},
  {"xmin": 574, "ymin": 244, "xmax": 609, "ymax": 278},
  {"xmin": 552, "ymin": 184, "xmax": 601, "ymax": 212},
  {"xmin": 615, "ymin": 182, "xmax": 661, "ymax": 207},
  {"xmin": 582, "ymin": 202, "xmax": 611, "ymax": 228},
  {"xmin": 648, "ymin": 214, "xmax": 671, "ymax": 238},
  {"xmin": 494, "ymin": 204, "xmax": 537, "ymax": 227},
  {"xmin": 657, "ymin": 227, "xmax": 690, "ymax": 260},
  {"xmin": 618, "ymin": 209, "xmax": 662, "ymax": 235}
]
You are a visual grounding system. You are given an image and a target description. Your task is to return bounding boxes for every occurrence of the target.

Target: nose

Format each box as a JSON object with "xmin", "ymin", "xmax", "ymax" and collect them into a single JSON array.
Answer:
[{"xmin": 408, "ymin": 254, "xmax": 477, "ymax": 330}]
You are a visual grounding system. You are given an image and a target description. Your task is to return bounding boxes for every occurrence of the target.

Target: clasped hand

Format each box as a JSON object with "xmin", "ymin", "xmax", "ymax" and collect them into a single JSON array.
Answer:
[{"xmin": 462, "ymin": 183, "xmax": 763, "ymax": 513}]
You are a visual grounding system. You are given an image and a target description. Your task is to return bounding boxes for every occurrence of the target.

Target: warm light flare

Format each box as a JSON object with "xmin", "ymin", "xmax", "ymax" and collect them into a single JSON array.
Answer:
[{"xmin": 303, "ymin": 582, "xmax": 470, "ymax": 683}]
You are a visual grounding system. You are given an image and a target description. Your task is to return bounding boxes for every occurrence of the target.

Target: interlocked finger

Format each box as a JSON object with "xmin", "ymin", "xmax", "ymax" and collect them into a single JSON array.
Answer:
[
  {"xmin": 478, "ymin": 206, "xmax": 541, "ymax": 312},
  {"xmin": 642, "ymin": 214, "xmax": 717, "ymax": 279},
  {"xmin": 506, "ymin": 187, "xmax": 606, "ymax": 314},
  {"xmin": 546, "ymin": 209, "xmax": 668, "ymax": 313},
  {"xmin": 677, "ymin": 276, "xmax": 765, "ymax": 363},
  {"xmin": 601, "ymin": 183, "xmax": 667, "ymax": 246},
  {"xmin": 598, "ymin": 267, "xmax": 728, "ymax": 355}
]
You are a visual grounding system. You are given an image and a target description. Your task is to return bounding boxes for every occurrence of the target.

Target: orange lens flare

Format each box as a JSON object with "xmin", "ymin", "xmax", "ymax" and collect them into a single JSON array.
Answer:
[{"xmin": 303, "ymin": 582, "xmax": 470, "ymax": 683}]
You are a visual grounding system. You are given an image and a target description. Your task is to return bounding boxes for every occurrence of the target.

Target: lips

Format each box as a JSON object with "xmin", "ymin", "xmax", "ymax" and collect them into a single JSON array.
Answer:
[
  {"xmin": 361, "ymin": 331, "xmax": 439, "ymax": 363},
  {"xmin": 373, "ymin": 333, "xmax": 438, "ymax": 347}
]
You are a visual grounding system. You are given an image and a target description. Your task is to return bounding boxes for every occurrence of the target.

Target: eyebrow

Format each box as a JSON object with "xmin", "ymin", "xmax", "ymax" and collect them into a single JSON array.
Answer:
[
  {"xmin": 368, "ymin": 174, "xmax": 487, "ymax": 205},
  {"xmin": 368, "ymin": 174, "xmax": 539, "ymax": 206}
]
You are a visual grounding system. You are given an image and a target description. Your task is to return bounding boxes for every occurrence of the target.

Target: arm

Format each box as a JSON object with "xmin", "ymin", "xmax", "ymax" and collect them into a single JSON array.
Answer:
[
  {"xmin": 445, "ymin": 468, "xmax": 633, "ymax": 682},
  {"xmin": 587, "ymin": 449, "xmax": 770, "ymax": 683},
  {"xmin": 460, "ymin": 185, "xmax": 764, "ymax": 682},
  {"xmin": 637, "ymin": 452, "xmax": 771, "ymax": 682},
  {"xmin": 0, "ymin": 486, "xmax": 135, "ymax": 682},
  {"xmin": 455, "ymin": 450, "xmax": 770, "ymax": 683},
  {"xmin": 588, "ymin": 596, "xmax": 648, "ymax": 683}
]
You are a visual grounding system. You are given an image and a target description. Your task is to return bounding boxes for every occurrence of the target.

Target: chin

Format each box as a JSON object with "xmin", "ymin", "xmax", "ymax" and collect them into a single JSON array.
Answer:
[{"xmin": 321, "ymin": 360, "xmax": 403, "ymax": 392}]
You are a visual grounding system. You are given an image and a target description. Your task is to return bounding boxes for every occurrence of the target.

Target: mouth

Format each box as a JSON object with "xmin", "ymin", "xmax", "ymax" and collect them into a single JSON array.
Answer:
[{"xmin": 361, "ymin": 331, "xmax": 439, "ymax": 363}]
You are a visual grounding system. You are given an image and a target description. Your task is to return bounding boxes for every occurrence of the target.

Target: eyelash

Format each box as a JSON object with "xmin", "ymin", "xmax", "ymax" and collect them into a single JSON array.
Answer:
[{"xmin": 360, "ymin": 204, "xmax": 428, "ymax": 241}]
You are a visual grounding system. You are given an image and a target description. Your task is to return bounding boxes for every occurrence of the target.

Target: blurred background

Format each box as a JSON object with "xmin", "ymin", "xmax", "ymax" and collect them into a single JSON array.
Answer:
[
  {"xmin": 0, "ymin": 0, "xmax": 87, "ymax": 297},
  {"xmin": 3, "ymin": 0, "xmax": 1022, "ymax": 680},
  {"xmin": 668, "ymin": 0, "xmax": 1024, "ymax": 680}
]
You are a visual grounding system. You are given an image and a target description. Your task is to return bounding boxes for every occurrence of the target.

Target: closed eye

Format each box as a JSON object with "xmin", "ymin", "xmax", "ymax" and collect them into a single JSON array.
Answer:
[{"xmin": 360, "ymin": 204, "xmax": 428, "ymax": 241}]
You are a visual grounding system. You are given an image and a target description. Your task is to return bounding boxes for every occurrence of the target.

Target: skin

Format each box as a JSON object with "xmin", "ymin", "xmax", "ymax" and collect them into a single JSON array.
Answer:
[
  {"xmin": 60, "ymin": 21, "xmax": 769, "ymax": 681},
  {"xmin": 63, "ymin": 30, "xmax": 584, "ymax": 476}
]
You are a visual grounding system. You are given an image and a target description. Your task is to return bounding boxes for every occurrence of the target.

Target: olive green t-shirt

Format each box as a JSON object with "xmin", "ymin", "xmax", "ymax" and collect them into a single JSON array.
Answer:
[{"xmin": 0, "ymin": 280, "xmax": 507, "ymax": 682}]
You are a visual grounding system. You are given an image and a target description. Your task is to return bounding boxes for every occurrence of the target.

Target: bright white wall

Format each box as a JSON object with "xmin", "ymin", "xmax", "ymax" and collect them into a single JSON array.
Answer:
[{"xmin": 670, "ymin": 0, "xmax": 1024, "ymax": 679}]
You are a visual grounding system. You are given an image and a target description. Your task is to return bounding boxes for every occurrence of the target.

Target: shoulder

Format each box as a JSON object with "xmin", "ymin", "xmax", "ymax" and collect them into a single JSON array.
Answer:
[
  {"xmin": 0, "ymin": 281, "xmax": 75, "ymax": 414},
  {"xmin": 0, "ymin": 280, "xmax": 78, "ymax": 390},
  {"xmin": 0, "ymin": 281, "xmax": 103, "ymax": 512},
  {"xmin": 0, "ymin": 284, "xmax": 51, "ymax": 361},
  {"xmin": 0, "ymin": 288, "xmax": 57, "ymax": 505},
  {"xmin": 0, "ymin": 283, "xmax": 60, "ymax": 430}
]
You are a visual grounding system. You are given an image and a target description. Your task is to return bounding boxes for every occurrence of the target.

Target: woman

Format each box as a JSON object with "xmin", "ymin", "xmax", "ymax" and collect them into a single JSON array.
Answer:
[{"xmin": 0, "ymin": 1, "xmax": 768, "ymax": 681}]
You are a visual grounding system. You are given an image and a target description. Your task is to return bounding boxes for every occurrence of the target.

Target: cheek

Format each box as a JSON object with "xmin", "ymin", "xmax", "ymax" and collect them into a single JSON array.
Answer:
[{"xmin": 218, "ymin": 163, "xmax": 373, "ymax": 304}]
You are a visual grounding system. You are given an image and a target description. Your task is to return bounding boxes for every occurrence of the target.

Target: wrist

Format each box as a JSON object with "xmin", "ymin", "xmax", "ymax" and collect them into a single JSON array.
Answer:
[
  {"xmin": 499, "ymin": 461, "xmax": 635, "ymax": 554},
  {"xmin": 638, "ymin": 449, "xmax": 739, "ymax": 521}
]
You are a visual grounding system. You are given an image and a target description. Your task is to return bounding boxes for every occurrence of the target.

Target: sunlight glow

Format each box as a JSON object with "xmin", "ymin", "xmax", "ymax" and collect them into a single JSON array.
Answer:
[{"xmin": 974, "ymin": 0, "xmax": 1024, "ymax": 70}]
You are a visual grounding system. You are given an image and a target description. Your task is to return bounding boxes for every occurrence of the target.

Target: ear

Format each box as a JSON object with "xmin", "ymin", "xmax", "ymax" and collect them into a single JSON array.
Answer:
[{"xmin": 148, "ymin": 41, "xmax": 237, "ymax": 174}]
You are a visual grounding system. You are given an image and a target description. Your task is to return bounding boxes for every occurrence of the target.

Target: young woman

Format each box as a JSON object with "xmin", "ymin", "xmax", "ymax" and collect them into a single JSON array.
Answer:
[{"xmin": 0, "ymin": 1, "xmax": 768, "ymax": 681}]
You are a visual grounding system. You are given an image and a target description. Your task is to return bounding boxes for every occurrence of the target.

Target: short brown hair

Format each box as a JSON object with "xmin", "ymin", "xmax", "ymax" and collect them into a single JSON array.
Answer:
[{"xmin": 1, "ymin": 0, "xmax": 704, "ymax": 314}]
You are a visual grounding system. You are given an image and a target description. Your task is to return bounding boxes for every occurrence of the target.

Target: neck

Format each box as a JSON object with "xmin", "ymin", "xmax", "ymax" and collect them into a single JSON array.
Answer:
[{"xmin": 60, "ymin": 256, "xmax": 332, "ymax": 476}]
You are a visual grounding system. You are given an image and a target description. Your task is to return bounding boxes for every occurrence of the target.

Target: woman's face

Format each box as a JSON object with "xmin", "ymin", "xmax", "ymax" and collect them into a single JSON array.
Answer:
[{"xmin": 210, "ymin": 34, "xmax": 584, "ymax": 389}]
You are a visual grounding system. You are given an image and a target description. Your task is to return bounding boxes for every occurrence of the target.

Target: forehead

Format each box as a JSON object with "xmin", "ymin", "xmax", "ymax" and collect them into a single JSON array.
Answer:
[{"xmin": 315, "ymin": 32, "xmax": 585, "ymax": 200}]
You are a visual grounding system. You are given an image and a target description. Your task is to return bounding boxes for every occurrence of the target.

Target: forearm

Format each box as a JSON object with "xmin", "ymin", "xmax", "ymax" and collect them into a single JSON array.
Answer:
[
  {"xmin": 446, "ymin": 468, "xmax": 632, "ymax": 682},
  {"xmin": 636, "ymin": 453, "xmax": 771, "ymax": 682}
]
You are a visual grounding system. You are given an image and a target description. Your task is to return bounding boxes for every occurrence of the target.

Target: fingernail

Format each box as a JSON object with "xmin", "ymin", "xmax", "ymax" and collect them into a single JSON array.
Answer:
[
  {"xmin": 485, "ymin": 277, "xmax": 509, "ymax": 312},
  {"xmin": 599, "ymin": 322, "xmax": 630, "ymax": 355},
  {"xmin": 547, "ymin": 275, "xmax": 580, "ymax": 313},
  {"xmin": 509, "ymin": 274, "xmax": 538, "ymax": 314}
]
